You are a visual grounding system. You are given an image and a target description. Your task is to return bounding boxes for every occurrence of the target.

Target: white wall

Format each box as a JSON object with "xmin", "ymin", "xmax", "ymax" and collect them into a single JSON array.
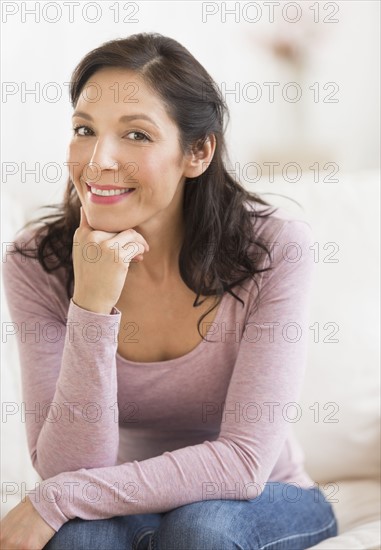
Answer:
[{"xmin": 1, "ymin": 0, "xmax": 380, "ymax": 221}]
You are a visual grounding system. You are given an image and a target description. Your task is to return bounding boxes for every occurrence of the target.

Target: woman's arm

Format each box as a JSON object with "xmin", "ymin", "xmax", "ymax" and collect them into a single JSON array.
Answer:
[
  {"xmin": 2, "ymin": 231, "xmax": 122, "ymax": 479},
  {"xmin": 19, "ymin": 219, "xmax": 316, "ymax": 533}
]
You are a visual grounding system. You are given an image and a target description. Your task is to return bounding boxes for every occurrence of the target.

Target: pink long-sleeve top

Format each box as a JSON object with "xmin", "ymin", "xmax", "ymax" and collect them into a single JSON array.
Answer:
[{"xmin": 2, "ymin": 203, "xmax": 316, "ymax": 532}]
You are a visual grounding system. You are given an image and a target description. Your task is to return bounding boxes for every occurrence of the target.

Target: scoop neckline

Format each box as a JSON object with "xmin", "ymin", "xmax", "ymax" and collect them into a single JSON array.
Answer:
[{"xmin": 116, "ymin": 292, "xmax": 228, "ymax": 367}]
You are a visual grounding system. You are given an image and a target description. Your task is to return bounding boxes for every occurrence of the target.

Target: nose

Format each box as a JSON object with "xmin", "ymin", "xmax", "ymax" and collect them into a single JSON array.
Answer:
[{"xmin": 85, "ymin": 136, "xmax": 119, "ymax": 183}]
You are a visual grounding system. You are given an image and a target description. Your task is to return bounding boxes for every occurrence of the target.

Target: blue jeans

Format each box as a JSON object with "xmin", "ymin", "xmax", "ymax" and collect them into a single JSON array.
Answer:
[{"xmin": 43, "ymin": 482, "xmax": 338, "ymax": 550}]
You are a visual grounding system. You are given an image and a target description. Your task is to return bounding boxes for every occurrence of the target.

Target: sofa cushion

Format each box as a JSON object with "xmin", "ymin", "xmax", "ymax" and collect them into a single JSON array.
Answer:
[{"xmin": 252, "ymin": 169, "xmax": 380, "ymax": 484}]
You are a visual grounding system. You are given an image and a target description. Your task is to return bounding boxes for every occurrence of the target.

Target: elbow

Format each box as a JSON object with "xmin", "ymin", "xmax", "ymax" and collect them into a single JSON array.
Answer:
[
  {"xmin": 31, "ymin": 451, "xmax": 69, "ymax": 480},
  {"xmin": 207, "ymin": 467, "xmax": 267, "ymax": 503},
  {"xmin": 31, "ymin": 449, "xmax": 119, "ymax": 480},
  {"xmin": 31, "ymin": 451, "xmax": 53, "ymax": 480},
  {"xmin": 241, "ymin": 477, "xmax": 267, "ymax": 501},
  {"xmin": 29, "ymin": 417, "xmax": 120, "ymax": 479},
  {"xmin": 236, "ymin": 464, "xmax": 268, "ymax": 501},
  {"xmin": 216, "ymin": 437, "xmax": 269, "ymax": 501}
]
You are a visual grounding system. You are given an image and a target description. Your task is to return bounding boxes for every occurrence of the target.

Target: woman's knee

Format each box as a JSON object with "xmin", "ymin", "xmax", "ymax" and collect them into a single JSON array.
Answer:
[
  {"xmin": 150, "ymin": 489, "xmax": 338, "ymax": 550},
  {"xmin": 151, "ymin": 501, "xmax": 252, "ymax": 550},
  {"xmin": 43, "ymin": 516, "xmax": 133, "ymax": 550},
  {"xmin": 43, "ymin": 518, "xmax": 93, "ymax": 550}
]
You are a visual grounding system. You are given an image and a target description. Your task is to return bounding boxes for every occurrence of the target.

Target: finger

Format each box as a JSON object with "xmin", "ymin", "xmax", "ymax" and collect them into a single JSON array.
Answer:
[
  {"xmin": 131, "ymin": 254, "xmax": 144, "ymax": 262},
  {"xmin": 125, "ymin": 234, "xmax": 149, "ymax": 253},
  {"xmin": 109, "ymin": 229, "xmax": 150, "ymax": 252},
  {"xmin": 122, "ymin": 241, "xmax": 146, "ymax": 262}
]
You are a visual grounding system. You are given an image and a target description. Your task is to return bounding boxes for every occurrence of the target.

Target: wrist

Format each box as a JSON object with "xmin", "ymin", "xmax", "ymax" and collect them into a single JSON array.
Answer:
[{"xmin": 72, "ymin": 296, "xmax": 113, "ymax": 315}]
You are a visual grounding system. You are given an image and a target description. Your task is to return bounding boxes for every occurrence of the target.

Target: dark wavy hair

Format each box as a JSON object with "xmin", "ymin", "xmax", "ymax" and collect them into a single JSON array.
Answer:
[{"xmin": 12, "ymin": 32, "xmax": 278, "ymax": 339}]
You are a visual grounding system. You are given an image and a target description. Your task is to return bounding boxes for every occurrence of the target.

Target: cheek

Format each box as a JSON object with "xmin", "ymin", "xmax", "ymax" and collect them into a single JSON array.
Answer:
[
  {"xmin": 67, "ymin": 142, "xmax": 89, "ymax": 183},
  {"xmin": 139, "ymin": 150, "xmax": 183, "ymax": 192}
]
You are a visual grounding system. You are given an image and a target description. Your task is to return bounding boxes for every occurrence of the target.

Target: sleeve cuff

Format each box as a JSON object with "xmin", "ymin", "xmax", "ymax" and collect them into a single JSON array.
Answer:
[{"xmin": 70, "ymin": 298, "xmax": 121, "ymax": 317}]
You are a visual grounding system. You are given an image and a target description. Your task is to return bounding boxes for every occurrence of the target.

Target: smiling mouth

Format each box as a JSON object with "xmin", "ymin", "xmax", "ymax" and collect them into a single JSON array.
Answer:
[{"xmin": 85, "ymin": 183, "xmax": 135, "ymax": 196}]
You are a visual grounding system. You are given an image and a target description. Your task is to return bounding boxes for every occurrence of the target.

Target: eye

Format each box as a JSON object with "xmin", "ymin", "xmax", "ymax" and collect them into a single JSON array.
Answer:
[
  {"xmin": 73, "ymin": 125, "xmax": 94, "ymax": 137},
  {"xmin": 125, "ymin": 131, "xmax": 151, "ymax": 142}
]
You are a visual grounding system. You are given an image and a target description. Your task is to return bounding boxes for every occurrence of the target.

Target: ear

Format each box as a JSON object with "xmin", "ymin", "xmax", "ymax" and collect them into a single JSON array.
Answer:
[{"xmin": 183, "ymin": 134, "xmax": 216, "ymax": 178}]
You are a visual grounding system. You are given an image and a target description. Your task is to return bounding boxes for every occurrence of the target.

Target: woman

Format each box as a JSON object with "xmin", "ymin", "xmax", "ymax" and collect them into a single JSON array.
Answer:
[{"xmin": 1, "ymin": 33, "xmax": 338, "ymax": 549}]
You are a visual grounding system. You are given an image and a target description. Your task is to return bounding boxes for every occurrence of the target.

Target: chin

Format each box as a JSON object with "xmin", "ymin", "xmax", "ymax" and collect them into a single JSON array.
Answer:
[{"xmin": 86, "ymin": 215, "xmax": 131, "ymax": 233}]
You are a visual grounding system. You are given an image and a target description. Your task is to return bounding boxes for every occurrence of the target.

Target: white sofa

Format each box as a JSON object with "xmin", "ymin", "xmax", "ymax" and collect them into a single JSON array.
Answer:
[{"xmin": 1, "ymin": 170, "xmax": 380, "ymax": 549}]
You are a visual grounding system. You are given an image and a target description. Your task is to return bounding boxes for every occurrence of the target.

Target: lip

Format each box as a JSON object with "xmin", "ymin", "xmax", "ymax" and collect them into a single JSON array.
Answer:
[
  {"xmin": 86, "ymin": 183, "xmax": 136, "ymax": 205},
  {"xmin": 86, "ymin": 182, "xmax": 135, "ymax": 191}
]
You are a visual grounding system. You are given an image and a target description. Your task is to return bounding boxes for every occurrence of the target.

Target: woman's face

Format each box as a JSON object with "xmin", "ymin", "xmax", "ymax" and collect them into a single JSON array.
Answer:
[{"xmin": 68, "ymin": 68, "xmax": 189, "ymax": 232}]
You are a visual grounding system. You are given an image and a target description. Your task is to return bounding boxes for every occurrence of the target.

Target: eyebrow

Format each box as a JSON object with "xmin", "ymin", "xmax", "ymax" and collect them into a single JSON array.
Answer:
[{"xmin": 72, "ymin": 111, "xmax": 160, "ymax": 129}]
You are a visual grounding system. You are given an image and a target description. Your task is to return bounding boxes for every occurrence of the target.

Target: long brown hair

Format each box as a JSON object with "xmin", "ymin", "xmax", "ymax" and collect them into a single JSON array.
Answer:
[{"xmin": 12, "ymin": 32, "xmax": 278, "ymax": 339}]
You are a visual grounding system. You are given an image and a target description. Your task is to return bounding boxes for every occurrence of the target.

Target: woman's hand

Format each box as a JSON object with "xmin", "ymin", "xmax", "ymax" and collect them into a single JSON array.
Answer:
[
  {"xmin": 0, "ymin": 496, "xmax": 56, "ymax": 550},
  {"xmin": 72, "ymin": 206, "xmax": 150, "ymax": 314}
]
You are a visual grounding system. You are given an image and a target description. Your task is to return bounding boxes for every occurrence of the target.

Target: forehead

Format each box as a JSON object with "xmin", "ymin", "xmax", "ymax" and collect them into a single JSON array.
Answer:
[{"xmin": 76, "ymin": 67, "xmax": 173, "ymax": 125}]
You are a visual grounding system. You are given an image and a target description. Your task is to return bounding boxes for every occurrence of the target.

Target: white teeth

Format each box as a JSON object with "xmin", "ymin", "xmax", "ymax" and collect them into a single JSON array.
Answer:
[{"xmin": 90, "ymin": 187, "xmax": 133, "ymax": 196}]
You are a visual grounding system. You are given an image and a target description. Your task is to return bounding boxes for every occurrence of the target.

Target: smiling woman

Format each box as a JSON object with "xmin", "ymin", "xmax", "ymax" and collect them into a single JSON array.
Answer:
[
  {"xmin": 1, "ymin": 33, "xmax": 338, "ymax": 550},
  {"xmin": 68, "ymin": 66, "xmax": 196, "ymax": 250}
]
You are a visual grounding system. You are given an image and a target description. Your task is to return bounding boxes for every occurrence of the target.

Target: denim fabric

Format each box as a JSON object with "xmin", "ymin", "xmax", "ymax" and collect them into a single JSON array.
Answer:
[{"xmin": 43, "ymin": 482, "xmax": 338, "ymax": 550}]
